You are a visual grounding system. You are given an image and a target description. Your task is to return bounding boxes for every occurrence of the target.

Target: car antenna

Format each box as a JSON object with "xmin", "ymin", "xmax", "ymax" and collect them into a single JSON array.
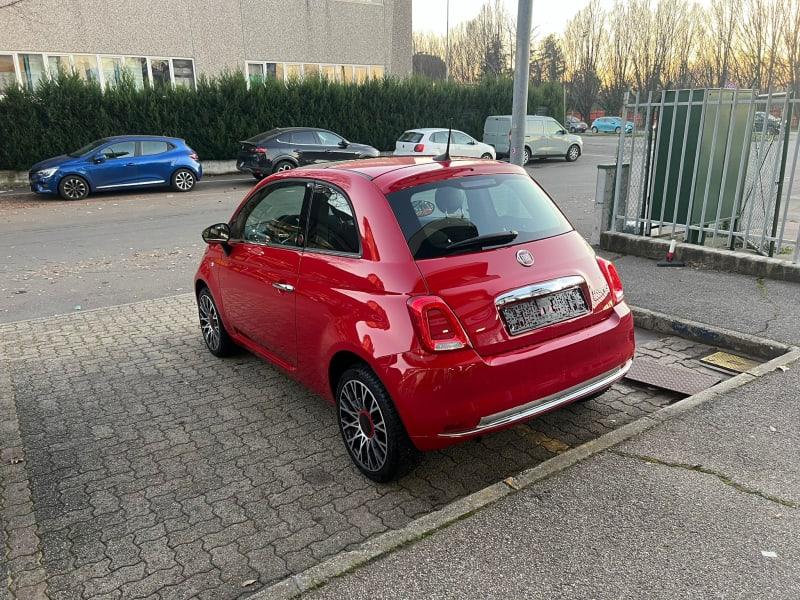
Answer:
[{"xmin": 433, "ymin": 121, "xmax": 452, "ymax": 162}]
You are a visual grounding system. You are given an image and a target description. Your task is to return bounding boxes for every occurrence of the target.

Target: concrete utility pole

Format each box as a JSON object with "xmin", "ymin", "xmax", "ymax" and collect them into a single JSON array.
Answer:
[{"xmin": 510, "ymin": 0, "xmax": 533, "ymax": 166}]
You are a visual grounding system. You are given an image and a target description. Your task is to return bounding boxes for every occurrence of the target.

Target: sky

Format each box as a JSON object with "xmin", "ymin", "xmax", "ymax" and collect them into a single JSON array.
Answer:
[{"xmin": 411, "ymin": 0, "xmax": 607, "ymax": 38}]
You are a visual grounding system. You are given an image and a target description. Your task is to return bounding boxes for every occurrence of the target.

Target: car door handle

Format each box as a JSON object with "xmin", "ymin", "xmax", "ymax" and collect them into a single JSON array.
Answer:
[
  {"xmin": 272, "ymin": 282, "xmax": 294, "ymax": 293},
  {"xmin": 126, "ymin": 162, "xmax": 135, "ymax": 166}
]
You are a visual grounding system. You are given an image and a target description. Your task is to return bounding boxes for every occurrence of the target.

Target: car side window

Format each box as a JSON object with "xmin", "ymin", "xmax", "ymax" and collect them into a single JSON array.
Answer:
[
  {"xmin": 544, "ymin": 120, "xmax": 562, "ymax": 135},
  {"xmin": 431, "ymin": 131, "xmax": 448, "ymax": 144},
  {"xmin": 240, "ymin": 184, "xmax": 308, "ymax": 247},
  {"xmin": 102, "ymin": 141, "xmax": 136, "ymax": 159},
  {"xmin": 140, "ymin": 141, "xmax": 171, "ymax": 156},
  {"xmin": 316, "ymin": 131, "xmax": 343, "ymax": 146},
  {"xmin": 306, "ymin": 184, "xmax": 359, "ymax": 255},
  {"xmin": 453, "ymin": 131, "xmax": 472, "ymax": 144},
  {"xmin": 291, "ymin": 131, "xmax": 318, "ymax": 145}
]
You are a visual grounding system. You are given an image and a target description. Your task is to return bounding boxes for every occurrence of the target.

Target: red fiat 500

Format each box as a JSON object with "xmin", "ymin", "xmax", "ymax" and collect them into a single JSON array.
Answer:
[{"xmin": 195, "ymin": 157, "xmax": 634, "ymax": 481}]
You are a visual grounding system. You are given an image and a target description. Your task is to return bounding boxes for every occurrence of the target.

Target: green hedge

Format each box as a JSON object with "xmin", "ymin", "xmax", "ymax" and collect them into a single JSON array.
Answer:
[{"xmin": 0, "ymin": 72, "xmax": 564, "ymax": 171}]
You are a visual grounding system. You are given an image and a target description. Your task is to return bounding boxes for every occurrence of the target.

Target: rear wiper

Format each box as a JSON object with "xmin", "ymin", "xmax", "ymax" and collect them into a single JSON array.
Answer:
[{"xmin": 445, "ymin": 231, "xmax": 518, "ymax": 252}]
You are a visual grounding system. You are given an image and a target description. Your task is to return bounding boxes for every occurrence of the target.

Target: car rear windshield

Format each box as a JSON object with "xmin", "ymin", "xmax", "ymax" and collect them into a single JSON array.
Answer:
[
  {"xmin": 398, "ymin": 131, "xmax": 423, "ymax": 143},
  {"xmin": 386, "ymin": 174, "xmax": 572, "ymax": 260}
]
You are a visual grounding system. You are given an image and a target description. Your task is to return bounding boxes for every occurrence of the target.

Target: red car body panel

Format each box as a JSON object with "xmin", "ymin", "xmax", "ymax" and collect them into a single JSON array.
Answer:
[{"xmin": 195, "ymin": 158, "xmax": 635, "ymax": 451}]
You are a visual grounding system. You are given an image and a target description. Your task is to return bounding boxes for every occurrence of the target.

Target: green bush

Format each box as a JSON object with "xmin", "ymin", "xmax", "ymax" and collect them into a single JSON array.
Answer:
[{"xmin": 0, "ymin": 72, "xmax": 564, "ymax": 170}]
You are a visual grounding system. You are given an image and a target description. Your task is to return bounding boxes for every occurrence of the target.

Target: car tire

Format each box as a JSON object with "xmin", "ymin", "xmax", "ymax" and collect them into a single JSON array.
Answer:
[
  {"xmin": 171, "ymin": 168, "xmax": 196, "ymax": 192},
  {"xmin": 273, "ymin": 160, "xmax": 295, "ymax": 174},
  {"xmin": 591, "ymin": 126, "xmax": 598, "ymax": 134},
  {"xmin": 565, "ymin": 144, "xmax": 580, "ymax": 162},
  {"xmin": 614, "ymin": 126, "xmax": 621, "ymax": 134},
  {"xmin": 197, "ymin": 287, "xmax": 236, "ymax": 357},
  {"xmin": 58, "ymin": 175, "xmax": 90, "ymax": 200},
  {"xmin": 522, "ymin": 147, "xmax": 531, "ymax": 165},
  {"xmin": 480, "ymin": 153, "xmax": 493, "ymax": 159},
  {"xmin": 569, "ymin": 126, "xmax": 576, "ymax": 133},
  {"xmin": 336, "ymin": 365, "xmax": 415, "ymax": 482}
]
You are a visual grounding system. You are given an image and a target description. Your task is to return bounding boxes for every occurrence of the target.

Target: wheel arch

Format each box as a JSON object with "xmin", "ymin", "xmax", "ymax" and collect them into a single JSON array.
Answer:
[{"xmin": 328, "ymin": 349, "xmax": 375, "ymax": 402}]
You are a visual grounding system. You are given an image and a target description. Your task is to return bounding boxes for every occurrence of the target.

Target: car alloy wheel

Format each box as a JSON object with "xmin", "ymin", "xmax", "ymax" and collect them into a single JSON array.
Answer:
[
  {"xmin": 339, "ymin": 379, "xmax": 388, "ymax": 473},
  {"xmin": 198, "ymin": 293, "xmax": 221, "ymax": 352},
  {"xmin": 275, "ymin": 162, "xmax": 294, "ymax": 172},
  {"xmin": 174, "ymin": 170, "xmax": 195, "ymax": 191},
  {"xmin": 481, "ymin": 153, "xmax": 493, "ymax": 159},
  {"xmin": 567, "ymin": 145, "xmax": 580, "ymax": 162},
  {"xmin": 592, "ymin": 126, "xmax": 598, "ymax": 133},
  {"xmin": 522, "ymin": 147, "xmax": 530, "ymax": 165},
  {"xmin": 615, "ymin": 126, "xmax": 621, "ymax": 134},
  {"xmin": 60, "ymin": 176, "xmax": 88, "ymax": 200}
]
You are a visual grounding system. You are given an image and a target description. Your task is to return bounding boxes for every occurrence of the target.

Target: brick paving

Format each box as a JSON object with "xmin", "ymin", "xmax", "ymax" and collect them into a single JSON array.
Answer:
[{"xmin": 0, "ymin": 295, "xmax": 725, "ymax": 599}]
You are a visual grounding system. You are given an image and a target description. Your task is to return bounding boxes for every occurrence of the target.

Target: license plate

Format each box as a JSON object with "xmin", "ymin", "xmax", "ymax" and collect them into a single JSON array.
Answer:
[{"xmin": 500, "ymin": 287, "xmax": 589, "ymax": 335}]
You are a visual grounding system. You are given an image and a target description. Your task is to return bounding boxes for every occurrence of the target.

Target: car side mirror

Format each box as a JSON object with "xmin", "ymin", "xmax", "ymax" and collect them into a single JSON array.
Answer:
[
  {"xmin": 93, "ymin": 155, "xmax": 106, "ymax": 164},
  {"xmin": 557, "ymin": 130, "xmax": 566, "ymax": 135},
  {"xmin": 202, "ymin": 223, "xmax": 231, "ymax": 245},
  {"xmin": 468, "ymin": 140, "xmax": 476, "ymax": 145},
  {"xmin": 338, "ymin": 140, "xmax": 349, "ymax": 148}
]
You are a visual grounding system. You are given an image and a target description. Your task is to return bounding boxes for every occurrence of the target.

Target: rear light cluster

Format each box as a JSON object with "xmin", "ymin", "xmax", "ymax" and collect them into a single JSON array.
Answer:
[
  {"xmin": 407, "ymin": 296, "xmax": 470, "ymax": 352},
  {"xmin": 596, "ymin": 257, "xmax": 624, "ymax": 304},
  {"xmin": 413, "ymin": 144, "xmax": 425, "ymax": 153},
  {"xmin": 254, "ymin": 147, "xmax": 268, "ymax": 154},
  {"xmin": 188, "ymin": 148, "xmax": 199, "ymax": 160}
]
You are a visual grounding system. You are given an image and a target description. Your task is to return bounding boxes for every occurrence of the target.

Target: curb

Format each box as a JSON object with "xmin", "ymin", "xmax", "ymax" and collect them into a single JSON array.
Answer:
[
  {"xmin": 600, "ymin": 231, "xmax": 800, "ymax": 283},
  {"xmin": 251, "ymin": 314, "xmax": 800, "ymax": 599},
  {"xmin": 631, "ymin": 306, "xmax": 790, "ymax": 360}
]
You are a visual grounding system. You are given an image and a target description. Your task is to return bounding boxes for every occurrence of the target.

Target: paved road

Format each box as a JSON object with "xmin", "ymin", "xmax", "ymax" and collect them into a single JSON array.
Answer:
[
  {"xmin": 0, "ymin": 138, "xmax": 619, "ymax": 323},
  {"xmin": 0, "ymin": 294, "xmax": 718, "ymax": 599}
]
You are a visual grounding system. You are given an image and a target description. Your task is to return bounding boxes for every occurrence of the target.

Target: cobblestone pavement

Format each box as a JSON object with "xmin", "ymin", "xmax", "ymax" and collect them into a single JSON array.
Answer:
[{"xmin": 0, "ymin": 295, "xmax": 728, "ymax": 600}]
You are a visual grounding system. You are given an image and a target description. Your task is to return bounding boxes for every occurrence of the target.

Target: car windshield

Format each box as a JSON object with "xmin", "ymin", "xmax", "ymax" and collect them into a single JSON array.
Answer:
[
  {"xmin": 386, "ymin": 174, "xmax": 572, "ymax": 260},
  {"xmin": 399, "ymin": 131, "xmax": 423, "ymax": 143},
  {"xmin": 69, "ymin": 139, "xmax": 109, "ymax": 157}
]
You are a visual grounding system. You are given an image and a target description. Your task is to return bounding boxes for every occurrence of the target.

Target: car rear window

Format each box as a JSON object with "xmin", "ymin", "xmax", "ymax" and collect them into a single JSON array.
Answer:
[
  {"xmin": 386, "ymin": 174, "xmax": 572, "ymax": 260},
  {"xmin": 399, "ymin": 131, "xmax": 423, "ymax": 143}
]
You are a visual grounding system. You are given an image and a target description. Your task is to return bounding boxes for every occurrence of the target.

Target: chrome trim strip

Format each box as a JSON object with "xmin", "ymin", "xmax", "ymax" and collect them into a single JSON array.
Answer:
[
  {"xmin": 95, "ymin": 180, "xmax": 165, "ymax": 189},
  {"xmin": 495, "ymin": 275, "xmax": 586, "ymax": 307},
  {"xmin": 438, "ymin": 359, "xmax": 633, "ymax": 439}
]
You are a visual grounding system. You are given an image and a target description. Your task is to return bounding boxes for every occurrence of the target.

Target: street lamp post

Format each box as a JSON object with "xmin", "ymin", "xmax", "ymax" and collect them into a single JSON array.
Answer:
[{"xmin": 510, "ymin": 0, "xmax": 533, "ymax": 166}]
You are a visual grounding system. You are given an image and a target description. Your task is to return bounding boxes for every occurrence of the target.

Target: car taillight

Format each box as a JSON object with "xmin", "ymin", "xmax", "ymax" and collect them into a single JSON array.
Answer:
[
  {"xmin": 254, "ymin": 147, "xmax": 268, "ymax": 154},
  {"xmin": 407, "ymin": 296, "xmax": 470, "ymax": 352},
  {"xmin": 189, "ymin": 151, "xmax": 199, "ymax": 160},
  {"xmin": 413, "ymin": 144, "xmax": 425, "ymax": 152},
  {"xmin": 596, "ymin": 257, "xmax": 624, "ymax": 304}
]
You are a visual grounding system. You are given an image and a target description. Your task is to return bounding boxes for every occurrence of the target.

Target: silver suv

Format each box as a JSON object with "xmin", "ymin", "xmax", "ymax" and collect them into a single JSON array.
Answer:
[{"xmin": 483, "ymin": 115, "xmax": 584, "ymax": 164}]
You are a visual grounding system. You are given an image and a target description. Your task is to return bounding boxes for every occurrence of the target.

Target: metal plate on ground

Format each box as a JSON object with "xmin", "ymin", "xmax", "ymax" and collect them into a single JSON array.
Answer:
[
  {"xmin": 625, "ymin": 358, "xmax": 722, "ymax": 396},
  {"xmin": 700, "ymin": 351, "xmax": 759, "ymax": 373}
]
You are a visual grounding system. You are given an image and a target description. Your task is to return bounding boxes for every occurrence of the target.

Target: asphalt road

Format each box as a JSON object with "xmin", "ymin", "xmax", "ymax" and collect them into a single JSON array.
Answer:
[{"xmin": 0, "ymin": 137, "xmax": 620, "ymax": 323}]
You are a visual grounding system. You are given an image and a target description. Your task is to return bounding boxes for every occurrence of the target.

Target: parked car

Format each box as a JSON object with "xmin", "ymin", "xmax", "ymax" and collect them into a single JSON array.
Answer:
[
  {"xmin": 753, "ymin": 112, "xmax": 781, "ymax": 135},
  {"xmin": 590, "ymin": 117, "xmax": 634, "ymax": 134},
  {"xmin": 28, "ymin": 135, "xmax": 201, "ymax": 200},
  {"xmin": 394, "ymin": 128, "xmax": 496, "ymax": 159},
  {"xmin": 565, "ymin": 115, "xmax": 588, "ymax": 133},
  {"xmin": 195, "ymin": 156, "xmax": 634, "ymax": 481},
  {"xmin": 236, "ymin": 127, "xmax": 380, "ymax": 179},
  {"xmin": 483, "ymin": 115, "xmax": 583, "ymax": 164}
]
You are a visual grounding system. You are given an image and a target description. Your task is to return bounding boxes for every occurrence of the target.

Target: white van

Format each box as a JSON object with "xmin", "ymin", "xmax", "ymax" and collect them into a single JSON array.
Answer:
[{"xmin": 483, "ymin": 115, "xmax": 583, "ymax": 164}]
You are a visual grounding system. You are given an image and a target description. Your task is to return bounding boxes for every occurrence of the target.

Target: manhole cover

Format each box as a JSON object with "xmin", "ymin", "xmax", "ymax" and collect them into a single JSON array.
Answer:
[
  {"xmin": 700, "ymin": 351, "xmax": 759, "ymax": 373},
  {"xmin": 625, "ymin": 358, "xmax": 722, "ymax": 395}
]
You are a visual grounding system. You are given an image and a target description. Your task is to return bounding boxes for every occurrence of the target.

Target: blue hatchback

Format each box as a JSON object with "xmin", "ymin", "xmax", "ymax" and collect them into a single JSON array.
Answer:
[
  {"xmin": 28, "ymin": 135, "xmax": 202, "ymax": 200},
  {"xmin": 590, "ymin": 117, "xmax": 634, "ymax": 134}
]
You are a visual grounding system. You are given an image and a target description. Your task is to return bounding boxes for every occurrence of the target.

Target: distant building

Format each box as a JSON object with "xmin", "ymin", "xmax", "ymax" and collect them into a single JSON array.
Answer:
[{"xmin": 0, "ymin": 0, "xmax": 412, "ymax": 92}]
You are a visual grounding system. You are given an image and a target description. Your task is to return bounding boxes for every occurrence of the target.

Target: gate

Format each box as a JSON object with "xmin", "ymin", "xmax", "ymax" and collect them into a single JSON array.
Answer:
[{"xmin": 611, "ymin": 88, "xmax": 800, "ymax": 262}]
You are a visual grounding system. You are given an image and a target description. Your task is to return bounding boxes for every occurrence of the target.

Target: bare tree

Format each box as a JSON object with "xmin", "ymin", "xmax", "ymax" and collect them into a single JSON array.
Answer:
[
  {"xmin": 563, "ymin": 0, "xmax": 605, "ymax": 120},
  {"xmin": 782, "ymin": 0, "xmax": 800, "ymax": 96},
  {"xmin": 600, "ymin": 1, "xmax": 634, "ymax": 112}
]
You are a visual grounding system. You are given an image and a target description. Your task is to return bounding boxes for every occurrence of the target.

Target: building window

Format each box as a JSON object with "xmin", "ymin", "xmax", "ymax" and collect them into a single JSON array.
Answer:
[
  {"xmin": 100, "ymin": 56, "xmax": 123, "ymax": 87},
  {"xmin": 0, "ymin": 54, "xmax": 15, "ymax": 91},
  {"xmin": 321, "ymin": 64, "xmax": 336, "ymax": 80},
  {"xmin": 18, "ymin": 53, "xmax": 46, "ymax": 90},
  {"xmin": 339, "ymin": 65, "xmax": 353, "ymax": 82},
  {"xmin": 124, "ymin": 57, "xmax": 148, "ymax": 88},
  {"xmin": 353, "ymin": 66, "xmax": 368, "ymax": 84},
  {"xmin": 73, "ymin": 55, "xmax": 99, "ymax": 82},
  {"xmin": 285, "ymin": 63, "xmax": 302, "ymax": 80},
  {"xmin": 303, "ymin": 63, "xmax": 320, "ymax": 78},
  {"xmin": 47, "ymin": 55, "xmax": 70, "ymax": 77},
  {"xmin": 371, "ymin": 65, "xmax": 384, "ymax": 79},
  {"xmin": 172, "ymin": 59, "xmax": 195, "ymax": 89},
  {"xmin": 247, "ymin": 62, "xmax": 264, "ymax": 82},
  {"xmin": 150, "ymin": 58, "xmax": 171, "ymax": 87}
]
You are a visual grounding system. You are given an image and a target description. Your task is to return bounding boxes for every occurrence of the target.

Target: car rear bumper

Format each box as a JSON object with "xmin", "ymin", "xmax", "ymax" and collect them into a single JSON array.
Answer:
[
  {"xmin": 378, "ymin": 303, "xmax": 635, "ymax": 451},
  {"xmin": 236, "ymin": 156, "xmax": 270, "ymax": 174}
]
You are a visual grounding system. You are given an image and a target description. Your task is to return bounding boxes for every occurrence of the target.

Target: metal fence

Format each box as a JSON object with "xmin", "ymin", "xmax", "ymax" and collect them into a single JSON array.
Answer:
[{"xmin": 611, "ymin": 88, "xmax": 800, "ymax": 263}]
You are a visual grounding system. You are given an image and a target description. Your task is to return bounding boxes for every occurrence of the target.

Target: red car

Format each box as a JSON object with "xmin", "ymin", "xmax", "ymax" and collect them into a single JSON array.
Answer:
[{"xmin": 195, "ymin": 157, "xmax": 634, "ymax": 481}]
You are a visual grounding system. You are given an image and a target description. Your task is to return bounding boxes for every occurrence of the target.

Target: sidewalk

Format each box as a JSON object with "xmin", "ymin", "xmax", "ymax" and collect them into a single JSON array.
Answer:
[{"xmin": 304, "ymin": 256, "xmax": 800, "ymax": 599}]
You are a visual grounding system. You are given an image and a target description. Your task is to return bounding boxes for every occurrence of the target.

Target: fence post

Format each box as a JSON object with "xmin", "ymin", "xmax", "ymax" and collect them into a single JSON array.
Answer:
[
  {"xmin": 777, "ymin": 97, "xmax": 800, "ymax": 254},
  {"xmin": 611, "ymin": 89, "xmax": 630, "ymax": 232}
]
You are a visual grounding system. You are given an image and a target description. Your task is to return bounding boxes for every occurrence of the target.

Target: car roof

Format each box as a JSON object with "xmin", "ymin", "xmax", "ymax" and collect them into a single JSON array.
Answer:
[
  {"xmin": 286, "ymin": 156, "xmax": 524, "ymax": 194},
  {"xmin": 403, "ymin": 128, "xmax": 462, "ymax": 133},
  {"xmin": 245, "ymin": 127, "xmax": 325, "ymax": 142},
  {"xmin": 105, "ymin": 135, "xmax": 183, "ymax": 142}
]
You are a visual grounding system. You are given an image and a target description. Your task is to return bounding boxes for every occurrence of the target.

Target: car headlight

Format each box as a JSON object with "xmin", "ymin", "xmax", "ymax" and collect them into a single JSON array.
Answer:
[{"xmin": 37, "ymin": 167, "xmax": 58, "ymax": 178}]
